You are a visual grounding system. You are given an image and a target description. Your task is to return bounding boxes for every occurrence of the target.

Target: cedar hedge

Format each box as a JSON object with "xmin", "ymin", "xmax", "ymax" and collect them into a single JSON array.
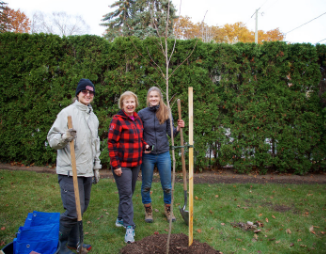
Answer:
[{"xmin": 1, "ymin": 32, "xmax": 325, "ymax": 174}]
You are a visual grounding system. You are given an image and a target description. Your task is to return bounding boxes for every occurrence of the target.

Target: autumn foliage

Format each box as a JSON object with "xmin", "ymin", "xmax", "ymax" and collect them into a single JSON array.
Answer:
[
  {"xmin": 174, "ymin": 16, "xmax": 284, "ymax": 43},
  {"xmin": 2, "ymin": 8, "xmax": 30, "ymax": 33}
]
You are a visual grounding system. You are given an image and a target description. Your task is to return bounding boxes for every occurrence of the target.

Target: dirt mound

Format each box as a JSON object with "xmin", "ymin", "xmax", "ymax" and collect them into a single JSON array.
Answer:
[{"xmin": 120, "ymin": 233, "xmax": 221, "ymax": 254}]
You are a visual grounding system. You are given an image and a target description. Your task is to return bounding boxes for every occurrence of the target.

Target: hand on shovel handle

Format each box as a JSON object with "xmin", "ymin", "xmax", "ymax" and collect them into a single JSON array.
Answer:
[{"xmin": 68, "ymin": 116, "xmax": 84, "ymax": 253}]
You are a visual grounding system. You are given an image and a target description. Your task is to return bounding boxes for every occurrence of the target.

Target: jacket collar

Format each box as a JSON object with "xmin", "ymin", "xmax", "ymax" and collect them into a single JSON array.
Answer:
[
  {"xmin": 117, "ymin": 109, "xmax": 138, "ymax": 119},
  {"xmin": 149, "ymin": 104, "xmax": 160, "ymax": 112},
  {"xmin": 74, "ymin": 100, "xmax": 93, "ymax": 114}
]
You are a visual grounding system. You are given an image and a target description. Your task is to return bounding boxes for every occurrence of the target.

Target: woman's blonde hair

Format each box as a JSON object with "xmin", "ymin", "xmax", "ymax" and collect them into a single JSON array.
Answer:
[
  {"xmin": 118, "ymin": 91, "xmax": 139, "ymax": 109},
  {"xmin": 147, "ymin": 87, "xmax": 170, "ymax": 124}
]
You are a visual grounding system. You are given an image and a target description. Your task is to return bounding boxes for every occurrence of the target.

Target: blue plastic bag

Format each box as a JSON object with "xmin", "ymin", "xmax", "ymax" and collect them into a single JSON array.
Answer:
[{"xmin": 13, "ymin": 211, "xmax": 60, "ymax": 254}]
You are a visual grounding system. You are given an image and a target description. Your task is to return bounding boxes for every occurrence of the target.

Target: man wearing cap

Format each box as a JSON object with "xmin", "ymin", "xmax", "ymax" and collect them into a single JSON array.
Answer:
[{"xmin": 47, "ymin": 78, "xmax": 101, "ymax": 253}]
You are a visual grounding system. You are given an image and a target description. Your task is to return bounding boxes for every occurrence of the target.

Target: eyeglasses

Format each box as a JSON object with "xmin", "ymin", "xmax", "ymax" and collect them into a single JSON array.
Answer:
[{"xmin": 81, "ymin": 90, "xmax": 94, "ymax": 96}]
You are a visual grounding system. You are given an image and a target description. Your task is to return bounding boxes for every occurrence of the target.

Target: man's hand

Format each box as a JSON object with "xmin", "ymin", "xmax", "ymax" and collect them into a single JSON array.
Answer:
[{"xmin": 62, "ymin": 128, "xmax": 77, "ymax": 142}]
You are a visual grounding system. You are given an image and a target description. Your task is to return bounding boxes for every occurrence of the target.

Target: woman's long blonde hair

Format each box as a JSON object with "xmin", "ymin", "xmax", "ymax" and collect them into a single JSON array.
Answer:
[{"xmin": 147, "ymin": 87, "xmax": 170, "ymax": 124}]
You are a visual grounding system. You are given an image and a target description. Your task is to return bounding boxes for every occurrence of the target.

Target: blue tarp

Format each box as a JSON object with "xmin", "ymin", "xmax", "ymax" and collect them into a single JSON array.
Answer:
[{"xmin": 13, "ymin": 211, "xmax": 60, "ymax": 254}]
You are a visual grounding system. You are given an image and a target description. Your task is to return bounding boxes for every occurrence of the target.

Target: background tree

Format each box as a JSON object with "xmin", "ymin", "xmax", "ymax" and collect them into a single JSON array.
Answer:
[
  {"xmin": 101, "ymin": 0, "xmax": 136, "ymax": 40},
  {"xmin": 0, "ymin": 1, "xmax": 9, "ymax": 33},
  {"xmin": 101, "ymin": 0, "xmax": 177, "ymax": 40},
  {"xmin": 4, "ymin": 8, "xmax": 30, "ymax": 33},
  {"xmin": 29, "ymin": 11, "xmax": 90, "ymax": 36},
  {"xmin": 174, "ymin": 16, "xmax": 284, "ymax": 44}
]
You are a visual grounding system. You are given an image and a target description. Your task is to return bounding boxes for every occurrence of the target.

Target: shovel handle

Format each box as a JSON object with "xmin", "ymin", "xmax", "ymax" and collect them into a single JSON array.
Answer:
[
  {"xmin": 177, "ymin": 100, "xmax": 187, "ymax": 192},
  {"xmin": 68, "ymin": 116, "xmax": 82, "ymax": 221}
]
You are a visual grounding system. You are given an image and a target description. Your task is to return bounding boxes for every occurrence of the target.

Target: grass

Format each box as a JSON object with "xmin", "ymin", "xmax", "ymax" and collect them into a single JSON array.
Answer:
[{"xmin": 0, "ymin": 169, "xmax": 326, "ymax": 254}]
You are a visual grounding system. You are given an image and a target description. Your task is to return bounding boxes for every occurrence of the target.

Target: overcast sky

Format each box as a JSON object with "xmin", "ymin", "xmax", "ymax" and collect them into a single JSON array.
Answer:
[{"xmin": 7, "ymin": 0, "xmax": 326, "ymax": 44}]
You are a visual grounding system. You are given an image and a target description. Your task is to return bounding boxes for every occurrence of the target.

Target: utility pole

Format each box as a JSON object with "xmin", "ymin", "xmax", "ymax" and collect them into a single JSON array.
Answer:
[{"xmin": 255, "ymin": 8, "xmax": 260, "ymax": 43}]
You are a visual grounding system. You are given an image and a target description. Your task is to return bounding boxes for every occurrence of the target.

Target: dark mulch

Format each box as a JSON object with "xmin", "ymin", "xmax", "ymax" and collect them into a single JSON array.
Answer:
[{"xmin": 120, "ymin": 233, "xmax": 222, "ymax": 254}]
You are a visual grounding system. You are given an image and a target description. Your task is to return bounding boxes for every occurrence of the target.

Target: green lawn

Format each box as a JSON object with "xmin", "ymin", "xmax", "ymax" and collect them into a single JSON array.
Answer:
[{"xmin": 0, "ymin": 169, "xmax": 325, "ymax": 253}]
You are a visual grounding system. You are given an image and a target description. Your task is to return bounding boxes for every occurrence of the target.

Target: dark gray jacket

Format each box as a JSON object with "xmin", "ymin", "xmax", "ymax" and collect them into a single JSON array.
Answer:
[{"xmin": 138, "ymin": 105, "xmax": 179, "ymax": 155}]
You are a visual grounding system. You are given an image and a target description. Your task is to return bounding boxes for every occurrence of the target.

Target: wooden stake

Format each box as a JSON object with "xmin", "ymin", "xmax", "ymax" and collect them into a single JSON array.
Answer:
[{"xmin": 188, "ymin": 87, "xmax": 194, "ymax": 246}]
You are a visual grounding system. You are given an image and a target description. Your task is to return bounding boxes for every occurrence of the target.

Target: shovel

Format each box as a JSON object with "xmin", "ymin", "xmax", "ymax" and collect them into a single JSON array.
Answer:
[
  {"xmin": 177, "ymin": 99, "xmax": 189, "ymax": 225},
  {"xmin": 68, "ymin": 116, "xmax": 84, "ymax": 254}
]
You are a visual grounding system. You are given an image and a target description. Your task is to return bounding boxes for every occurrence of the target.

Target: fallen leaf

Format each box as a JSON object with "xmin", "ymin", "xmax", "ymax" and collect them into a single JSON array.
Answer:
[
  {"xmin": 87, "ymin": 221, "xmax": 91, "ymax": 224},
  {"xmin": 265, "ymin": 218, "xmax": 269, "ymax": 223},
  {"xmin": 155, "ymin": 209, "xmax": 159, "ymax": 213},
  {"xmin": 215, "ymin": 195, "xmax": 219, "ymax": 198},
  {"xmin": 197, "ymin": 229, "xmax": 202, "ymax": 233},
  {"xmin": 165, "ymin": 229, "xmax": 168, "ymax": 232},
  {"xmin": 275, "ymin": 240, "xmax": 281, "ymax": 244},
  {"xmin": 195, "ymin": 196, "xmax": 198, "ymax": 200},
  {"xmin": 259, "ymin": 213, "xmax": 263, "ymax": 217},
  {"xmin": 154, "ymin": 231, "xmax": 159, "ymax": 235},
  {"xmin": 272, "ymin": 215, "xmax": 276, "ymax": 219},
  {"xmin": 297, "ymin": 239, "xmax": 302, "ymax": 242},
  {"xmin": 251, "ymin": 238, "xmax": 257, "ymax": 242},
  {"xmin": 290, "ymin": 243, "xmax": 294, "ymax": 247},
  {"xmin": 242, "ymin": 248, "xmax": 246, "ymax": 251},
  {"xmin": 210, "ymin": 227, "xmax": 214, "ymax": 230},
  {"xmin": 0, "ymin": 240, "xmax": 5, "ymax": 246},
  {"xmin": 254, "ymin": 234, "xmax": 258, "ymax": 239},
  {"xmin": 300, "ymin": 244, "xmax": 307, "ymax": 248},
  {"xmin": 309, "ymin": 226, "xmax": 316, "ymax": 234},
  {"xmin": 254, "ymin": 229, "xmax": 261, "ymax": 233},
  {"xmin": 105, "ymin": 212, "xmax": 109, "ymax": 215},
  {"xmin": 85, "ymin": 232, "xmax": 89, "ymax": 235},
  {"xmin": 269, "ymin": 238, "xmax": 276, "ymax": 241},
  {"xmin": 236, "ymin": 238, "xmax": 242, "ymax": 241},
  {"xmin": 286, "ymin": 229, "xmax": 292, "ymax": 234},
  {"xmin": 102, "ymin": 209, "xmax": 107, "ymax": 211},
  {"xmin": 1, "ymin": 227, "xmax": 5, "ymax": 231},
  {"xmin": 209, "ymin": 210, "xmax": 213, "ymax": 214},
  {"xmin": 221, "ymin": 223, "xmax": 225, "ymax": 226}
]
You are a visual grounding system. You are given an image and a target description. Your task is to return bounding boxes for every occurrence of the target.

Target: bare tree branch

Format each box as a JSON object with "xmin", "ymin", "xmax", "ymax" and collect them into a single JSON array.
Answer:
[{"xmin": 168, "ymin": 10, "xmax": 208, "ymax": 79}]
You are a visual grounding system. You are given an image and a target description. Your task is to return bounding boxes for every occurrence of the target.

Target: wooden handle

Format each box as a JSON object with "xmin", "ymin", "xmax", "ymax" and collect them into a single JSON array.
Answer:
[
  {"xmin": 177, "ymin": 99, "xmax": 187, "ymax": 192},
  {"xmin": 188, "ymin": 87, "xmax": 194, "ymax": 246},
  {"xmin": 68, "ymin": 116, "xmax": 82, "ymax": 222}
]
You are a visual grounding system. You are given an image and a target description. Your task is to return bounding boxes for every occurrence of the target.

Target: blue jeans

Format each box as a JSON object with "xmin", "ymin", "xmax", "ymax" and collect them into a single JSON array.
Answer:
[{"xmin": 141, "ymin": 151, "xmax": 172, "ymax": 205}]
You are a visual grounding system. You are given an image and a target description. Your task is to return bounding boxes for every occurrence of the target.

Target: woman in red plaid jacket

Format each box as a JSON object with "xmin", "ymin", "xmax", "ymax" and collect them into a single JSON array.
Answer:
[{"xmin": 108, "ymin": 91, "xmax": 148, "ymax": 244}]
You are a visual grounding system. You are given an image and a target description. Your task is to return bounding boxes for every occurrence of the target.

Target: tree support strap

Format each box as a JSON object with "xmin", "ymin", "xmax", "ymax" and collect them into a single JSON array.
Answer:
[{"xmin": 171, "ymin": 145, "xmax": 194, "ymax": 150}]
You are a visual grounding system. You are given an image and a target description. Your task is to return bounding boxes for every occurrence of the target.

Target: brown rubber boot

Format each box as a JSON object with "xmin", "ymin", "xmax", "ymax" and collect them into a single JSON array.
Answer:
[
  {"xmin": 164, "ymin": 204, "xmax": 176, "ymax": 222},
  {"xmin": 144, "ymin": 204, "xmax": 153, "ymax": 223}
]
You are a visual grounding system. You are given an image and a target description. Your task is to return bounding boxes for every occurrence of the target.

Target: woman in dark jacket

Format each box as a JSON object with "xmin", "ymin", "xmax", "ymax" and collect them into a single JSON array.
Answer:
[
  {"xmin": 138, "ymin": 86, "xmax": 184, "ymax": 223},
  {"xmin": 108, "ymin": 91, "xmax": 148, "ymax": 243}
]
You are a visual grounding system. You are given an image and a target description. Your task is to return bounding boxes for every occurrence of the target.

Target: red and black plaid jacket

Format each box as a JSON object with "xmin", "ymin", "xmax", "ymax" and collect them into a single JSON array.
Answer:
[{"xmin": 108, "ymin": 110, "xmax": 147, "ymax": 169}]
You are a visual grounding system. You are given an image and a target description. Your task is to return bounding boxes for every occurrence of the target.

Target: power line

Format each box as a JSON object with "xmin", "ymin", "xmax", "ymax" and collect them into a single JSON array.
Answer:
[
  {"xmin": 285, "ymin": 11, "xmax": 326, "ymax": 35},
  {"xmin": 316, "ymin": 38, "xmax": 326, "ymax": 44},
  {"xmin": 246, "ymin": 0, "xmax": 269, "ymax": 25}
]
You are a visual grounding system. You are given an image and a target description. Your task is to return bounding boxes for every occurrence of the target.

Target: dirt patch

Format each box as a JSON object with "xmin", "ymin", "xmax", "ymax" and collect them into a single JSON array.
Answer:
[
  {"xmin": 272, "ymin": 204, "xmax": 292, "ymax": 213},
  {"xmin": 120, "ymin": 233, "xmax": 221, "ymax": 254},
  {"xmin": 1, "ymin": 163, "xmax": 326, "ymax": 185}
]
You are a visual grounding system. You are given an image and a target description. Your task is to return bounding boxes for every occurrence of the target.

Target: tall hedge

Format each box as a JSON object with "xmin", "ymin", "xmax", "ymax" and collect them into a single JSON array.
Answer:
[{"xmin": 0, "ymin": 32, "xmax": 325, "ymax": 174}]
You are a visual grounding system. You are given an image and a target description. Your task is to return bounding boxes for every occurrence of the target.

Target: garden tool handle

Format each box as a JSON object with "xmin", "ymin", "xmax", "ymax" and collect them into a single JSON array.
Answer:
[
  {"xmin": 177, "ymin": 99, "xmax": 187, "ymax": 192},
  {"xmin": 68, "ymin": 116, "xmax": 84, "ymax": 254},
  {"xmin": 68, "ymin": 116, "xmax": 82, "ymax": 221}
]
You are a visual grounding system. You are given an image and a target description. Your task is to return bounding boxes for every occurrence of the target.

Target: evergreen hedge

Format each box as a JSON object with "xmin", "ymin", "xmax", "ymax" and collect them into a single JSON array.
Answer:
[{"xmin": 1, "ymin": 32, "xmax": 325, "ymax": 174}]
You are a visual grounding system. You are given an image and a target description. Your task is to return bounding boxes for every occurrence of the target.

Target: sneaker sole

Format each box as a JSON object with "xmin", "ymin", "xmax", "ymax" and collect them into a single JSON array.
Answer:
[{"xmin": 115, "ymin": 223, "xmax": 126, "ymax": 228}]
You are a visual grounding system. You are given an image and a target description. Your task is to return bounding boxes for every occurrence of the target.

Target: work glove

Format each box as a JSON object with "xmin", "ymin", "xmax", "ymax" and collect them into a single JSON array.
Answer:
[
  {"xmin": 93, "ymin": 161, "xmax": 102, "ymax": 184},
  {"xmin": 62, "ymin": 128, "xmax": 77, "ymax": 142}
]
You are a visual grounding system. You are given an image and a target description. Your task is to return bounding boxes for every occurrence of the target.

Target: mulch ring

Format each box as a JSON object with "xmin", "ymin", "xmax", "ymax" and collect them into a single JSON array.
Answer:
[{"xmin": 120, "ymin": 233, "xmax": 222, "ymax": 254}]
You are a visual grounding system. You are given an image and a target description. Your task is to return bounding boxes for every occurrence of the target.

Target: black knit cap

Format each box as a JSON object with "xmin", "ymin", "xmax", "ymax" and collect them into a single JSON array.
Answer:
[{"xmin": 75, "ymin": 79, "xmax": 96, "ymax": 97}]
